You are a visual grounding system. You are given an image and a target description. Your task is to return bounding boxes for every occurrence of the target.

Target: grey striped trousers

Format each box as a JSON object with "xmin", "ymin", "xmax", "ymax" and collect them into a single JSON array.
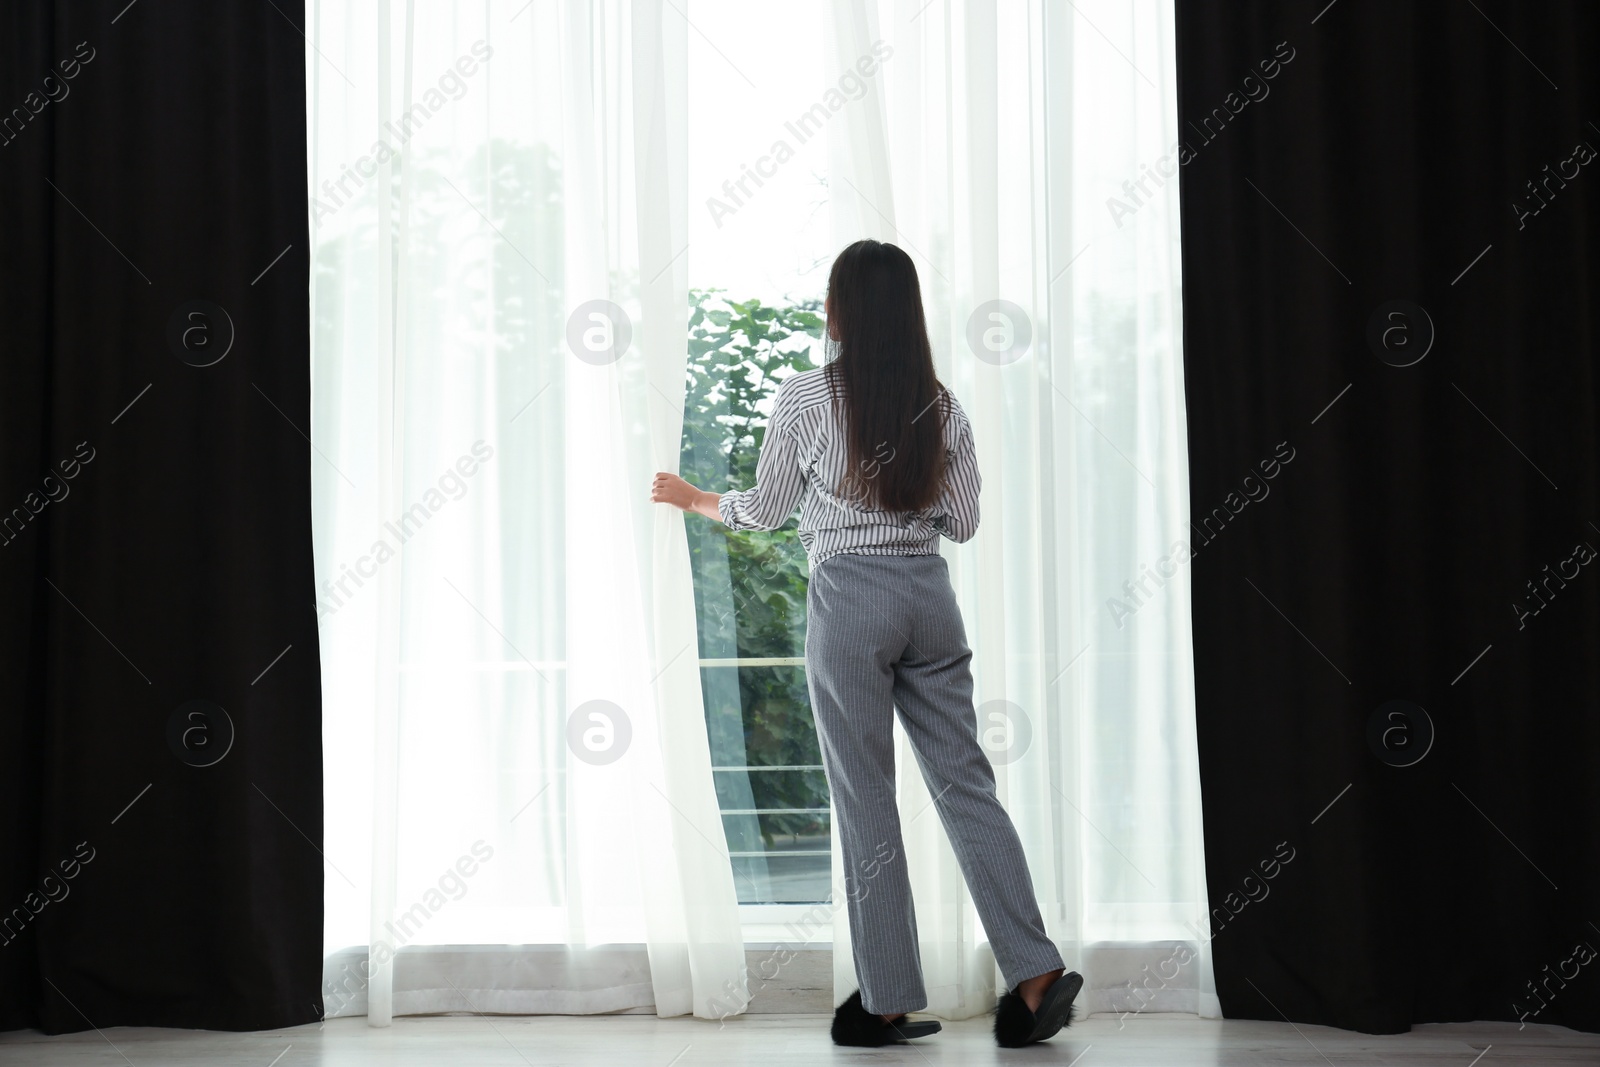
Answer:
[{"xmin": 805, "ymin": 550, "xmax": 1065, "ymax": 1016}]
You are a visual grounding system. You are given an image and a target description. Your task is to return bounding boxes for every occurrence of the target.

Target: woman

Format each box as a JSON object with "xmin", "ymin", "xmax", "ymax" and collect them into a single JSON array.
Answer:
[{"xmin": 651, "ymin": 239, "xmax": 1081, "ymax": 1048}]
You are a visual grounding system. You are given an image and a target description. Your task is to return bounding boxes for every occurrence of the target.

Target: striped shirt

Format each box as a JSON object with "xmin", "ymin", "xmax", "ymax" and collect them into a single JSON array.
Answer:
[{"xmin": 717, "ymin": 367, "xmax": 982, "ymax": 568}]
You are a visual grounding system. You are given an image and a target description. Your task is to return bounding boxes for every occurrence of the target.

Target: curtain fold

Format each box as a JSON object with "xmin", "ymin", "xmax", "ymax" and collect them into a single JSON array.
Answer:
[
  {"xmin": 824, "ymin": 0, "xmax": 1217, "ymax": 1021},
  {"xmin": 309, "ymin": 0, "xmax": 746, "ymax": 1022}
]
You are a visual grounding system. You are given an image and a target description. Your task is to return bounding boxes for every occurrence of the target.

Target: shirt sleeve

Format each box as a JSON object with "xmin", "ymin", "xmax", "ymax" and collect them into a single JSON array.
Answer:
[
  {"xmin": 718, "ymin": 377, "xmax": 807, "ymax": 532},
  {"xmin": 929, "ymin": 393, "xmax": 981, "ymax": 543}
]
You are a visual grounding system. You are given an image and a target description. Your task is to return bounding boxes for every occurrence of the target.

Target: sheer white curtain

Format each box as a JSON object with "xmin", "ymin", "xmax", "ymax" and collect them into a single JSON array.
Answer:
[
  {"xmin": 307, "ymin": 0, "xmax": 747, "ymax": 1023},
  {"xmin": 824, "ymin": 0, "xmax": 1217, "ymax": 1021}
]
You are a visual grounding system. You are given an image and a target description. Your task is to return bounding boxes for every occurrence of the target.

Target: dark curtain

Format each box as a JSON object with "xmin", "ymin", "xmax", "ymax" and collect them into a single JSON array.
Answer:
[
  {"xmin": 1174, "ymin": 0, "xmax": 1600, "ymax": 1034},
  {"xmin": 1, "ymin": 1, "xmax": 323, "ymax": 1033}
]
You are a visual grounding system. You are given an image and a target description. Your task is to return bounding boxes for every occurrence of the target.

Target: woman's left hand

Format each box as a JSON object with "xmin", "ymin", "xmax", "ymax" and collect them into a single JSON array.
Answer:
[
  {"xmin": 651, "ymin": 471, "xmax": 699, "ymax": 510},
  {"xmin": 652, "ymin": 472, "xmax": 723, "ymax": 522}
]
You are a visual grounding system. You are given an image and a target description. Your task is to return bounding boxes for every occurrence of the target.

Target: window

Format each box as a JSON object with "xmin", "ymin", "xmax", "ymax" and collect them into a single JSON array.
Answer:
[
  {"xmin": 684, "ymin": 2, "xmax": 836, "ymax": 907},
  {"xmin": 685, "ymin": 291, "xmax": 827, "ymax": 905}
]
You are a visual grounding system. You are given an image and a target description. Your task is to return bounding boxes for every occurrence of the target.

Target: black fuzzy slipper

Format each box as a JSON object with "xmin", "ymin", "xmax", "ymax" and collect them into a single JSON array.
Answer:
[
  {"xmin": 994, "ymin": 970, "xmax": 1083, "ymax": 1047},
  {"xmin": 831, "ymin": 990, "xmax": 943, "ymax": 1047}
]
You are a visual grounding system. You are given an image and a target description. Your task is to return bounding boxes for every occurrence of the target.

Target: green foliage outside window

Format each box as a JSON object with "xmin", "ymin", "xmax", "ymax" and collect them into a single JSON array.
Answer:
[{"xmin": 682, "ymin": 289, "xmax": 832, "ymax": 861}]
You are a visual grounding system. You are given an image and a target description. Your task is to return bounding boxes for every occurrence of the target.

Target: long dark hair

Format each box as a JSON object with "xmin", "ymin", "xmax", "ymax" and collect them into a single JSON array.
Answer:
[{"xmin": 823, "ymin": 239, "xmax": 950, "ymax": 513}]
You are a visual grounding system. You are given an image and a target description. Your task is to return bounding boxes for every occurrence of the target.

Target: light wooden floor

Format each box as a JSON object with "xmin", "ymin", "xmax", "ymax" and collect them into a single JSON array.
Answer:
[{"xmin": 1, "ymin": 1013, "xmax": 1595, "ymax": 1065}]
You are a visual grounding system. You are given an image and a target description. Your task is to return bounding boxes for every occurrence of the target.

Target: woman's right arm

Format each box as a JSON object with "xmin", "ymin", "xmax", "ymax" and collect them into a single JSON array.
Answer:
[{"xmin": 930, "ymin": 395, "xmax": 981, "ymax": 543}]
